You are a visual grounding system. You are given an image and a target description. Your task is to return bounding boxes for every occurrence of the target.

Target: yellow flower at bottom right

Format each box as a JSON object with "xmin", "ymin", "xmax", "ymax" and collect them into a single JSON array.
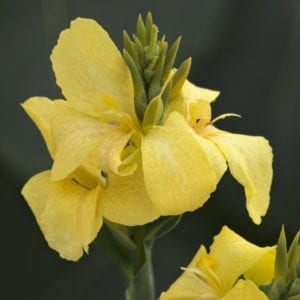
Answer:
[{"xmin": 160, "ymin": 226, "xmax": 276, "ymax": 300}]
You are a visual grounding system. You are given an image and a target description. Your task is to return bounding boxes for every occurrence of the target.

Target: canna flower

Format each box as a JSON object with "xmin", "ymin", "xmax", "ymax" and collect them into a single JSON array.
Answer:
[
  {"xmin": 160, "ymin": 226, "xmax": 276, "ymax": 300},
  {"xmin": 22, "ymin": 15, "xmax": 272, "ymax": 260}
]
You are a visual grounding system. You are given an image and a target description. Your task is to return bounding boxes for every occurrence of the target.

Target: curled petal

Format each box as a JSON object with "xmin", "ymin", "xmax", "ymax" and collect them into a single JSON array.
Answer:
[
  {"xmin": 51, "ymin": 18, "xmax": 135, "ymax": 119},
  {"xmin": 99, "ymin": 128, "xmax": 138, "ymax": 176},
  {"xmin": 206, "ymin": 127, "xmax": 273, "ymax": 224},
  {"xmin": 21, "ymin": 171, "xmax": 102, "ymax": 261},
  {"xmin": 22, "ymin": 97, "xmax": 56, "ymax": 158},
  {"xmin": 142, "ymin": 112, "xmax": 227, "ymax": 215},
  {"xmin": 100, "ymin": 164, "xmax": 160, "ymax": 226}
]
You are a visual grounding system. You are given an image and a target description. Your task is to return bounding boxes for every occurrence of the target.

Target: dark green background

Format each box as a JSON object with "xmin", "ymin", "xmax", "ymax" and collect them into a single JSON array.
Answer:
[{"xmin": 1, "ymin": 0, "xmax": 299, "ymax": 299}]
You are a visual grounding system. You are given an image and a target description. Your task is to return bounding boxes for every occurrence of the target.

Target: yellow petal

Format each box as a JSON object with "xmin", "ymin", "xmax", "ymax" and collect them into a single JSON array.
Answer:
[
  {"xmin": 100, "ymin": 163, "xmax": 160, "ymax": 226},
  {"xmin": 244, "ymin": 246, "xmax": 276, "ymax": 286},
  {"xmin": 222, "ymin": 279, "xmax": 268, "ymax": 300},
  {"xmin": 51, "ymin": 18, "xmax": 135, "ymax": 118},
  {"xmin": 22, "ymin": 97, "xmax": 56, "ymax": 158},
  {"xmin": 49, "ymin": 100, "xmax": 109, "ymax": 181},
  {"xmin": 22, "ymin": 170, "xmax": 49, "ymax": 218},
  {"xmin": 22, "ymin": 171, "xmax": 102, "ymax": 261},
  {"xmin": 99, "ymin": 127, "xmax": 138, "ymax": 176},
  {"xmin": 181, "ymin": 78, "xmax": 220, "ymax": 103},
  {"xmin": 160, "ymin": 247, "xmax": 218, "ymax": 300},
  {"xmin": 206, "ymin": 127, "xmax": 273, "ymax": 224},
  {"xmin": 206, "ymin": 226, "xmax": 275, "ymax": 294},
  {"xmin": 142, "ymin": 112, "xmax": 227, "ymax": 215}
]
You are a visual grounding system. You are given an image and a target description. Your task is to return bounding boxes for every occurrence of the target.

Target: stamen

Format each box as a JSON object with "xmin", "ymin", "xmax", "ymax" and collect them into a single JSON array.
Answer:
[{"xmin": 210, "ymin": 113, "xmax": 241, "ymax": 125}]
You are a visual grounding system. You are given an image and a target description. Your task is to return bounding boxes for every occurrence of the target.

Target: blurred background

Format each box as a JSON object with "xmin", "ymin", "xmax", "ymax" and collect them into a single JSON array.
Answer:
[{"xmin": 1, "ymin": 0, "xmax": 300, "ymax": 299}]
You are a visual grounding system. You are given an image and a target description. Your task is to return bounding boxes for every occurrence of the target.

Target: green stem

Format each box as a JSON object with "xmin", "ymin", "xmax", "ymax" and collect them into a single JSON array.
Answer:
[
  {"xmin": 125, "ymin": 242, "xmax": 155, "ymax": 300},
  {"xmin": 94, "ymin": 216, "xmax": 182, "ymax": 299}
]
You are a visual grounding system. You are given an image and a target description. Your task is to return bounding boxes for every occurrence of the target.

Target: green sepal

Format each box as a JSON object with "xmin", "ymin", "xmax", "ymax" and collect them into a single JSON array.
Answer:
[
  {"xmin": 123, "ymin": 49, "xmax": 147, "ymax": 120},
  {"xmin": 136, "ymin": 14, "xmax": 146, "ymax": 45},
  {"xmin": 266, "ymin": 277, "xmax": 287, "ymax": 299},
  {"xmin": 161, "ymin": 80, "xmax": 173, "ymax": 104},
  {"xmin": 162, "ymin": 36, "xmax": 181, "ymax": 82},
  {"xmin": 264, "ymin": 227, "xmax": 300, "ymax": 300},
  {"xmin": 123, "ymin": 49, "xmax": 147, "ymax": 102},
  {"xmin": 142, "ymin": 96, "xmax": 164, "ymax": 128},
  {"xmin": 145, "ymin": 12, "xmax": 153, "ymax": 45},
  {"xmin": 288, "ymin": 278, "xmax": 300, "ymax": 298},
  {"xmin": 288, "ymin": 231, "xmax": 300, "ymax": 269},
  {"xmin": 144, "ymin": 56, "xmax": 158, "ymax": 83},
  {"xmin": 169, "ymin": 57, "xmax": 191, "ymax": 101},
  {"xmin": 275, "ymin": 226, "xmax": 288, "ymax": 278},
  {"xmin": 148, "ymin": 25, "xmax": 158, "ymax": 57},
  {"xmin": 123, "ymin": 31, "xmax": 141, "ymax": 72},
  {"xmin": 148, "ymin": 42, "xmax": 167, "ymax": 100}
]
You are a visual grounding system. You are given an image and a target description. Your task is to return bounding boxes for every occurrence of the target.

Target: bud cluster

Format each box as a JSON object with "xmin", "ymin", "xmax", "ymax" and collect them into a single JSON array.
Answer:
[{"xmin": 123, "ymin": 13, "xmax": 191, "ymax": 124}]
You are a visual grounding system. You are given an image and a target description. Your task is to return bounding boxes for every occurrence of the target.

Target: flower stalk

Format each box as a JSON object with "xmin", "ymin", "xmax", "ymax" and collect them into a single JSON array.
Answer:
[
  {"xmin": 125, "ymin": 239, "xmax": 155, "ymax": 300},
  {"xmin": 95, "ymin": 216, "xmax": 181, "ymax": 299}
]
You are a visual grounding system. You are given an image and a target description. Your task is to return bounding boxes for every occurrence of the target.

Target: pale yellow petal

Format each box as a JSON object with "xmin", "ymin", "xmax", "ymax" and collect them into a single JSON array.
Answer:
[
  {"xmin": 51, "ymin": 18, "xmax": 135, "ymax": 118},
  {"xmin": 22, "ymin": 171, "xmax": 102, "ymax": 261},
  {"xmin": 207, "ymin": 226, "xmax": 274, "ymax": 294},
  {"xmin": 142, "ymin": 112, "xmax": 227, "ymax": 215},
  {"xmin": 182, "ymin": 78, "xmax": 220, "ymax": 103},
  {"xmin": 22, "ymin": 97, "xmax": 56, "ymax": 157},
  {"xmin": 21, "ymin": 170, "xmax": 50, "ymax": 218},
  {"xmin": 49, "ymin": 100, "xmax": 109, "ymax": 181},
  {"xmin": 244, "ymin": 246, "xmax": 276, "ymax": 286},
  {"xmin": 99, "ymin": 127, "xmax": 138, "ymax": 176},
  {"xmin": 100, "ymin": 163, "xmax": 160, "ymax": 226},
  {"xmin": 222, "ymin": 279, "xmax": 268, "ymax": 300},
  {"xmin": 206, "ymin": 128, "xmax": 273, "ymax": 224}
]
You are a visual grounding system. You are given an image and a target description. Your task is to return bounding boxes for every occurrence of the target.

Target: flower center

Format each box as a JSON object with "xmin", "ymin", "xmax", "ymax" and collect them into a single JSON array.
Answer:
[
  {"xmin": 196, "ymin": 254, "xmax": 227, "ymax": 297},
  {"xmin": 183, "ymin": 254, "xmax": 227, "ymax": 297}
]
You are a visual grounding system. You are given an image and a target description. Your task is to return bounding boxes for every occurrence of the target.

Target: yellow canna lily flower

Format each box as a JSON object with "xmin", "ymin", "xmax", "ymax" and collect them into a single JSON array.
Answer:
[
  {"xmin": 48, "ymin": 17, "xmax": 229, "ymax": 222},
  {"xmin": 21, "ymin": 17, "xmax": 272, "ymax": 260},
  {"xmin": 160, "ymin": 226, "xmax": 276, "ymax": 300}
]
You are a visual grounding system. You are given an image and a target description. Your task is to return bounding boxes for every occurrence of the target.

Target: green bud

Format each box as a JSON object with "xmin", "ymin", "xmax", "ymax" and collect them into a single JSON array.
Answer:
[
  {"xmin": 275, "ymin": 226, "xmax": 288, "ymax": 278},
  {"xmin": 265, "ymin": 226, "xmax": 300, "ymax": 300},
  {"xmin": 142, "ymin": 96, "xmax": 164, "ymax": 128},
  {"xmin": 162, "ymin": 36, "xmax": 181, "ymax": 82},
  {"xmin": 169, "ymin": 57, "xmax": 191, "ymax": 100},
  {"xmin": 136, "ymin": 14, "xmax": 146, "ymax": 45}
]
